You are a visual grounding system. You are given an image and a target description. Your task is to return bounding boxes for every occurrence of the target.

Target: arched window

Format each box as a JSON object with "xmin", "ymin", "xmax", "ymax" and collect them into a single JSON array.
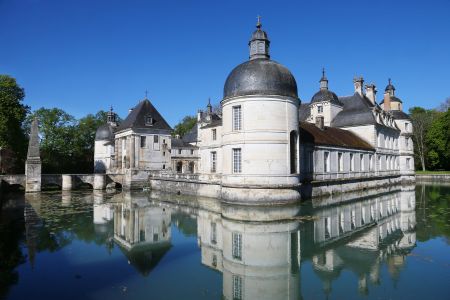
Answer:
[{"xmin": 176, "ymin": 161, "xmax": 183, "ymax": 173}]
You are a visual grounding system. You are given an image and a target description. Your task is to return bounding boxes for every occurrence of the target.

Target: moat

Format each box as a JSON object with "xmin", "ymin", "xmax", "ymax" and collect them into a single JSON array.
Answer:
[{"xmin": 0, "ymin": 183, "xmax": 449, "ymax": 300}]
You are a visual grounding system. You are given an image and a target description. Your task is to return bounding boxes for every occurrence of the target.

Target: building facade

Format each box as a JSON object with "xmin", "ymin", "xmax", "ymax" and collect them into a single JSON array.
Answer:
[{"xmin": 94, "ymin": 20, "xmax": 415, "ymax": 200}]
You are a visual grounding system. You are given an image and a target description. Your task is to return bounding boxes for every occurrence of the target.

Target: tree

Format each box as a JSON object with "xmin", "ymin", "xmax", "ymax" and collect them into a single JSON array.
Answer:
[
  {"xmin": 26, "ymin": 108, "xmax": 77, "ymax": 173},
  {"xmin": 172, "ymin": 115, "xmax": 197, "ymax": 138},
  {"xmin": 426, "ymin": 109, "xmax": 450, "ymax": 170},
  {"xmin": 409, "ymin": 107, "xmax": 435, "ymax": 171},
  {"xmin": 0, "ymin": 75, "xmax": 29, "ymax": 173}
]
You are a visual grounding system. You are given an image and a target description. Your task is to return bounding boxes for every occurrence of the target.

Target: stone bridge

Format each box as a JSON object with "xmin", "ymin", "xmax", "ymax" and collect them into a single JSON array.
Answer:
[{"xmin": 0, "ymin": 173, "xmax": 124, "ymax": 191}]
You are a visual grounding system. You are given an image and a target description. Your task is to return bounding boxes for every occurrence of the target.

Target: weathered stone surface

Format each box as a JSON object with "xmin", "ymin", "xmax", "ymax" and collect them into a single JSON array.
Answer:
[{"xmin": 26, "ymin": 118, "xmax": 41, "ymax": 192}]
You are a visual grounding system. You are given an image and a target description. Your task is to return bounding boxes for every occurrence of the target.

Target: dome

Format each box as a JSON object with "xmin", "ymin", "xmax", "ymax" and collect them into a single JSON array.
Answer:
[
  {"xmin": 223, "ymin": 58, "xmax": 298, "ymax": 100},
  {"xmin": 311, "ymin": 90, "xmax": 343, "ymax": 106},
  {"xmin": 250, "ymin": 28, "xmax": 269, "ymax": 40},
  {"xmin": 385, "ymin": 78, "xmax": 396, "ymax": 92},
  {"xmin": 95, "ymin": 124, "xmax": 114, "ymax": 141}
]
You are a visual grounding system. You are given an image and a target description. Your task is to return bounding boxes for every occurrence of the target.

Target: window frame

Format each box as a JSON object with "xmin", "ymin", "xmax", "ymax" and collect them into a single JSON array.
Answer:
[{"xmin": 232, "ymin": 105, "xmax": 242, "ymax": 131}]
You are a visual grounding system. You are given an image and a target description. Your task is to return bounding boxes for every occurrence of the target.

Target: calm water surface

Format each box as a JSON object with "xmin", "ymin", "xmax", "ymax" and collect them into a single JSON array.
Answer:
[{"xmin": 0, "ymin": 184, "xmax": 449, "ymax": 299}]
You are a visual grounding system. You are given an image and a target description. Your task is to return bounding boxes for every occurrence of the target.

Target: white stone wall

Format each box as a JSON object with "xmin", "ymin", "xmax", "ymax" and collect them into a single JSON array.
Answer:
[
  {"xmin": 309, "ymin": 101, "xmax": 343, "ymax": 127},
  {"xmin": 221, "ymin": 95, "xmax": 299, "ymax": 186},
  {"xmin": 198, "ymin": 124, "xmax": 223, "ymax": 176},
  {"xmin": 94, "ymin": 140, "xmax": 114, "ymax": 173}
]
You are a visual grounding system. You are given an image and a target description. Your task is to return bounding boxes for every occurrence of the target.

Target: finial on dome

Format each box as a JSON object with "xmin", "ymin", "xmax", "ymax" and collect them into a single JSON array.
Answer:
[
  {"xmin": 144, "ymin": 90, "xmax": 148, "ymax": 99},
  {"xmin": 256, "ymin": 15, "xmax": 262, "ymax": 28},
  {"xmin": 320, "ymin": 68, "xmax": 328, "ymax": 90}
]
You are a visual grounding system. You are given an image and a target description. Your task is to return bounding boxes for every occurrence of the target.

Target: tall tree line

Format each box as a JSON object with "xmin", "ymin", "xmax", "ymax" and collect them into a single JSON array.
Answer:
[
  {"xmin": 0, "ymin": 75, "xmax": 110, "ymax": 174},
  {"xmin": 410, "ymin": 98, "xmax": 450, "ymax": 171}
]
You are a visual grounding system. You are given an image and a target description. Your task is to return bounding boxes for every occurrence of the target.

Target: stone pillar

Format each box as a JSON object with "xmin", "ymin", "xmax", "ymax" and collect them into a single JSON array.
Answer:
[
  {"xmin": 25, "ymin": 118, "xmax": 41, "ymax": 192},
  {"xmin": 130, "ymin": 135, "xmax": 135, "ymax": 169},
  {"xmin": 93, "ymin": 174, "xmax": 106, "ymax": 190},
  {"xmin": 62, "ymin": 175, "xmax": 74, "ymax": 191},
  {"xmin": 114, "ymin": 138, "xmax": 119, "ymax": 169}
]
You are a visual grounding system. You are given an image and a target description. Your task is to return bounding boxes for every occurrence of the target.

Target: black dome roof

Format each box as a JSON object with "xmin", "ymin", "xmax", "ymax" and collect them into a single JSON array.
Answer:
[
  {"xmin": 223, "ymin": 58, "xmax": 298, "ymax": 100},
  {"xmin": 95, "ymin": 124, "xmax": 114, "ymax": 141},
  {"xmin": 311, "ymin": 90, "xmax": 343, "ymax": 106}
]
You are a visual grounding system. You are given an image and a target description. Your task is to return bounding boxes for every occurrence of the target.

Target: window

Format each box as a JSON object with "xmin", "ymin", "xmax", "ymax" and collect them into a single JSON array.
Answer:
[
  {"xmin": 211, "ymin": 151, "xmax": 217, "ymax": 173},
  {"xmin": 406, "ymin": 158, "xmax": 411, "ymax": 170},
  {"xmin": 190, "ymin": 149, "xmax": 194, "ymax": 155},
  {"xmin": 369, "ymin": 154, "xmax": 373, "ymax": 171},
  {"xmin": 340, "ymin": 212, "xmax": 345, "ymax": 234},
  {"xmin": 140, "ymin": 136, "xmax": 146, "ymax": 148},
  {"xmin": 232, "ymin": 106, "xmax": 242, "ymax": 131},
  {"xmin": 405, "ymin": 123, "xmax": 409, "ymax": 132},
  {"xmin": 324, "ymin": 151, "xmax": 330, "ymax": 172},
  {"xmin": 350, "ymin": 153, "xmax": 354, "ymax": 171},
  {"xmin": 338, "ymin": 152, "xmax": 343, "ymax": 172},
  {"xmin": 360, "ymin": 154, "xmax": 364, "ymax": 171},
  {"xmin": 232, "ymin": 275, "xmax": 242, "ymax": 300},
  {"xmin": 162, "ymin": 164, "xmax": 165, "ymax": 169},
  {"xmin": 212, "ymin": 254, "xmax": 217, "ymax": 268},
  {"xmin": 378, "ymin": 155, "xmax": 381, "ymax": 170},
  {"xmin": 211, "ymin": 222, "xmax": 217, "ymax": 244},
  {"xmin": 232, "ymin": 148, "xmax": 242, "ymax": 173},
  {"xmin": 361, "ymin": 207, "xmax": 366, "ymax": 225},
  {"xmin": 145, "ymin": 116, "xmax": 153, "ymax": 126},
  {"xmin": 232, "ymin": 232, "xmax": 242, "ymax": 260},
  {"xmin": 406, "ymin": 138, "xmax": 409, "ymax": 148},
  {"xmin": 178, "ymin": 149, "xmax": 182, "ymax": 155},
  {"xmin": 163, "ymin": 151, "xmax": 165, "ymax": 156},
  {"xmin": 317, "ymin": 105, "xmax": 323, "ymax": 113},
  {"xmin": 154, "ymin": 135, "xmax": 159, "ymax": 143},
  {"xmin": 212, "ymin": 129, "xmax": 217, "ymax": 141}
]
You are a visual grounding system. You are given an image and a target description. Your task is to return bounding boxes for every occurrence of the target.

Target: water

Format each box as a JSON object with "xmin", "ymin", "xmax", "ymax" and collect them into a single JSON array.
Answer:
[{"xmin": 0, "ymin": 184, "xmax": 449, "ymax": 300}]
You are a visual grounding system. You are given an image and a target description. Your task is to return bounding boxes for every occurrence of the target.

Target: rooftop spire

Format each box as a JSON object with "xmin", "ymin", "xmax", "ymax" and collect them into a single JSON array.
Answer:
[
  {"xmin": 249, "ymin": 16, "xmax": 270, "ymax": 60},
  {"xmin": 320, "ymin": 68, "xmax": 328, "ymax": 90},
  {"xmin": 27, "ymin": 118, "xmax": 40, "ymax": 160},
  {"xmin": 385, "ymin": 78, "xmax": 395, "ymax": 96},
  {"xmin": 144, "ymin": 89, "xmax": 148, "ymax": 99}
]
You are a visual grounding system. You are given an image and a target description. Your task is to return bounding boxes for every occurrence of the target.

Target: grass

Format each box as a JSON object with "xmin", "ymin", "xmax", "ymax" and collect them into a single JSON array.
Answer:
[{"xmin": 416, "ymin": 170, "xmax": 450, "ymax": 175}]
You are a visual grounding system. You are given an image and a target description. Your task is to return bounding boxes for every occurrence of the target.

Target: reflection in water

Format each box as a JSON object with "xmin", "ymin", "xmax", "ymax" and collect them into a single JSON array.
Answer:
[{"xmin": 2, "ymin": 184, "xmax": 449, "ymax": 300}]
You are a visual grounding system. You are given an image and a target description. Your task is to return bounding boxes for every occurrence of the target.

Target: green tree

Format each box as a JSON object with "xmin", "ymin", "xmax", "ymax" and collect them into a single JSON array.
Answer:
[
  {"xmin": 0, "ymin": 75, "xmax": 29, "ymax": 173},
  {"xmin": 26, "ymin": 108, "xmax": 77, "ymax": 173},
  {"xmin": 172, "ymin": 115, "xmax": 197, "ymax": 138},
  {"xmin": 409, "ymin": 107, "xmax": 435, "ymax": 171},
  {"xmin": 426, "ymin": 108, "xmax": 450, "ymax": 170}
]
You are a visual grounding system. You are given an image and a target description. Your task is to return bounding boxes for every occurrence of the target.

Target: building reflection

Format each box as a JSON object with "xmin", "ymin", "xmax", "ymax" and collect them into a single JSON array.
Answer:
[
  {"xmin": 197, "ymin": 204, "xmax": 301, "ymax": 300},
  {"xmin": 112, "ymin": 192, "xmax": 172, "ymax": 276},
  {"xmin": 304, "ymin": 186, "xmax": 416, "ymax": 296}
]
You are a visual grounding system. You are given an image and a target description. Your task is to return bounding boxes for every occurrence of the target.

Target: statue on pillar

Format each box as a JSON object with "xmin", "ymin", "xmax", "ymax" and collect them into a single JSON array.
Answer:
[{"xmin": 25, "ymin": 118, "xmax": 41, "ymax": 192}]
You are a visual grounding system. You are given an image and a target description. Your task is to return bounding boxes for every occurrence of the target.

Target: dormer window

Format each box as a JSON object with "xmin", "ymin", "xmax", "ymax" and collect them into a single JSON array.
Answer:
[{"xmin": 145, "ymin": 115, "xmax": 153, "ymax": 126}]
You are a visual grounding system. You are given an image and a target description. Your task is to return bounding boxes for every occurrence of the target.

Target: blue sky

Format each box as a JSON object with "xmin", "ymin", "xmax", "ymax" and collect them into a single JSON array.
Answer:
[{"xmin": 1, "ymin": 0, "xmax": 449, "ymax": 126}]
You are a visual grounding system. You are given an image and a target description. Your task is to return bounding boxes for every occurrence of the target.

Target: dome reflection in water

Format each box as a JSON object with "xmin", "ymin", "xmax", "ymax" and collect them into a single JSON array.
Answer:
[{"xmin": 2, "ymin": 184, "xmax": 450, "ymax": 299}]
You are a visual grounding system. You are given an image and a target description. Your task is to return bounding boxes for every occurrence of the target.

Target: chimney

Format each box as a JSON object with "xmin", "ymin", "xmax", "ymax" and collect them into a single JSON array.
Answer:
[
  {"xmin": 383, "ymin": 91, "xmax": 391, "ymax": 111},
  {"xmin": 315, "ymin": 116, "xmax": 325, "ymax": 130},
  {"xmin": 353, "ymin": 77, "xmax": 364, "ymax": 96},
  {"xmin": 197, "ymin": 109, "xmax": 203, "ymax": 122},
  {"xmin": 365, "ymin": 84, "xmax": 377, "ymax": 105},
  {"xmin": 129, "ymin": 108, "xmax": 133, "ymax": 113}
]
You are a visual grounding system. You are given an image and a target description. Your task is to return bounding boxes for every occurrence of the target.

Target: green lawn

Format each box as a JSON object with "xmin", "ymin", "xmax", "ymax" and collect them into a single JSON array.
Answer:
[{"xmin": 416, "ymin": 170, "xmax": 450, "ymax": 175}]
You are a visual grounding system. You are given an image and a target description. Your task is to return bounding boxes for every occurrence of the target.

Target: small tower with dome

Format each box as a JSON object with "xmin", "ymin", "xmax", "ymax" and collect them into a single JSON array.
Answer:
[{"xmin": 220, "ymin": 18, "xmax": 301, "ymax": 203}]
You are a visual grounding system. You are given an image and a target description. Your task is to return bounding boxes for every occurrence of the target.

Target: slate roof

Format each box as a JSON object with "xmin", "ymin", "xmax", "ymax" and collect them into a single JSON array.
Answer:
[
  {"xmin": 95, "ymin": 124, "xmax": 115, "ymax": 141},
  {"xmin": 171, "ymin": 138, "xmax": 197, "ymax": 148},
  {"xmin": 391, "ymin": 110, "xmax": 411, "ymax": 120},
  {"xmin": 182, "ymin": 125, "xmax": 198, "ymax": 143},
  {"xmin": 299, "ymin": 122, "xmax": 374, "ymax": 151},
  {"xmin": 298, "ymin": 103, "xmax": 311, "ymax": 122},
  {"xmin": 311, "ymin": 90, "xmax": 343, "ymax": 106},
  {"xmin": 379, "ymin": 96, "xmax": 403, "ymax": 104},
  {"xmin": 117, "ymin": 99, "xmax": 172, "ymax": 132},
  {"xmin": 201, "ymin": 114, "xmax": 222, "ymax": 129},
  {"xmin": 331, "ymin": 93, "xmax": 377, "ymax": 127}
]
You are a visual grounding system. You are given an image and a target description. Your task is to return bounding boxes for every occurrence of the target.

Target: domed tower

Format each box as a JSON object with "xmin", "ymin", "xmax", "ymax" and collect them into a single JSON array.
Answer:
[
  {"xmin": 308, "ymin": 69, "xmax": 343, "ymax": 127},
  {"xmin": 220, "ymin": 19, "xmax": 301, "ymax": 203},
  {"xmin": 94, "ymin": 106, "xmax": 117, "ymax": 173}
]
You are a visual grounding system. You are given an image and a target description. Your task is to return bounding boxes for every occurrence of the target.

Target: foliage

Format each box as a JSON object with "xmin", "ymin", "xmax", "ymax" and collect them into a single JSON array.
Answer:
[
  {"xmin": 0, "ymin": 75, "xmax": 29, "ymax": 173},
  {"xmin": 25, "ymin": 108, "xmax": 108, "ymax": 173},
  {"xmin": 172, "ymin": 115, "xmax": 197, "ymax": 138},
  {"xmin": 409, "ymin": 107, "xmax": 435, "ymax": 171},
  {"xmin": 426, "ymin": 108, "xmax": 450, "ymax": 170}
]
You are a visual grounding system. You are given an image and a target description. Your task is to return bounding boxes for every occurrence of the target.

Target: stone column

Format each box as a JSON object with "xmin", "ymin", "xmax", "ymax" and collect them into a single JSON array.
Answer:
[
  {"xmin": 25, "ymin": 118, "xmax": 41, "ymax": 192},
  {"xmin": 62, "ymin": 175, "xmax": 74, "ymax": 190},
  {"xmin": 93, "ymin": 174, "xmax": 106, "ymax": 190},
  {"xmin": 130, "ymin": 135, "xmax": 135, "ymax": 169}
]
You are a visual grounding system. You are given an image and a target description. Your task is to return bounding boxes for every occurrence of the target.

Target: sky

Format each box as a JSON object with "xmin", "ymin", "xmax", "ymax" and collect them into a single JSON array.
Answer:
[{"xmin": 1, "ymin": 0, "xmax": 450, "ymax": 126}]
